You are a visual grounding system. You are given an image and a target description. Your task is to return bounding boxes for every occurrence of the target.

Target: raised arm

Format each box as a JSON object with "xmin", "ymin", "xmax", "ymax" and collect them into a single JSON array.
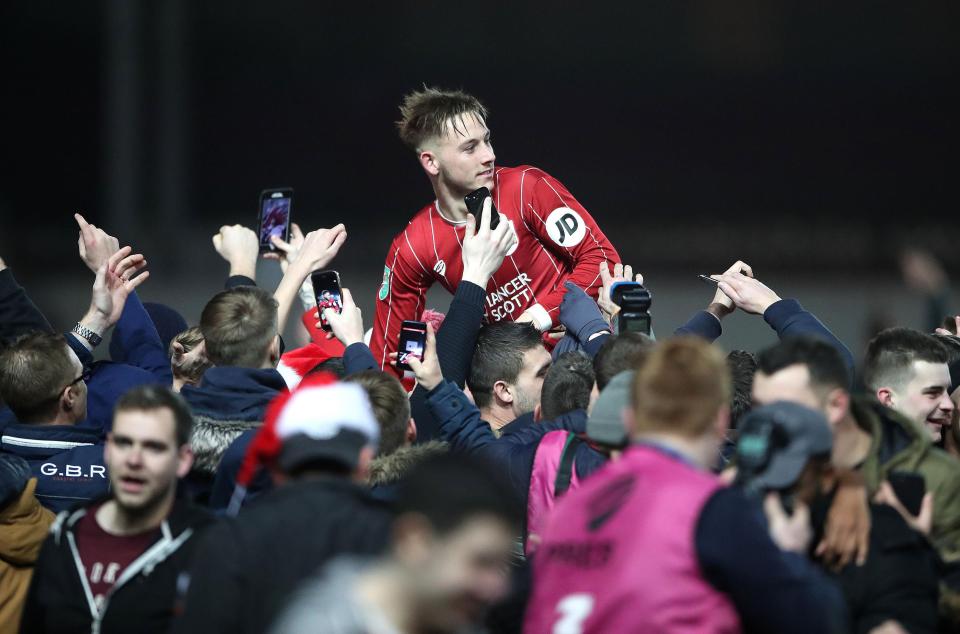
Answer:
[{"xmin": 715, "ymin": 270, "xmax": 855, "ymax": 375}]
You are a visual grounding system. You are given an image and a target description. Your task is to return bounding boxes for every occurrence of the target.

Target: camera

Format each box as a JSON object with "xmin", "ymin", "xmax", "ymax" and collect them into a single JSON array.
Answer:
[{"xmin": 610, "ymin": 281, "xmax": 652, "ymax": 336}]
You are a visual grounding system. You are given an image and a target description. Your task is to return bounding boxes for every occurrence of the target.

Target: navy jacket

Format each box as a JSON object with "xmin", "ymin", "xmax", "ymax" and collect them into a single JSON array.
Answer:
[
  {"xmin": 181, "ymin": 367, "xmax": 287, "ymax": 504},
  {"xmin": 206, "ymin": 343, "xmax": 376, "ymax": 511},
  {"xmin": 425, "ymin": 380, "xmax": 587, "ymax": 509},
  {"xmin": 0, "ymin": 424, "xmax": 108, "ymax": 513}
]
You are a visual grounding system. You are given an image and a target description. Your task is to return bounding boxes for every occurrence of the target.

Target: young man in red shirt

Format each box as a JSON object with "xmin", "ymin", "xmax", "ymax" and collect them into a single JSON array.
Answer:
[{"xmin": 371, "ymin": 87, "xmax": 620, "ymax": 374}]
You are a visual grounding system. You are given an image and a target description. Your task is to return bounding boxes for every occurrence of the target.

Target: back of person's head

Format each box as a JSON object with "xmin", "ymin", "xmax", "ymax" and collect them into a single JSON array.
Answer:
[
  {"xmin": 0, "ymin": 332, "xmax": 82, "ymax": 423},
  {"xmin": 114, "ymin": 384, "xmax": 194, "ymax": 447},
  {"xmin": 593, "ymin": 332, "xmax": 654, "ymax": 391},
  {"xmin": 540, "ymin": 351, "xmax": 594, "ymax": 420},
  {"xmin": 727, "ymin": 350, "xmax": 757, "ymax": 429},
  {"xmin": 632, "ymin": 338, "xmax": 730, "ymax": 439},
  {"xmin": 169, "ymin": 327, "xmax": 212, "ymax": 387},
  {"xmin": 756, "ymin": 338, "xmax": 851, "ymax": 393},
  {"xmin": 864, "ymin": 327, "xmax": 948, "ymax": 392},
  {"xmin": 396, "ymin": 87, "xmax": 488, "ymax": 152},
  {"xmin": 200, "ymin": 287, "xmax": 279, "ymax": 368},
  {"xmin": 396, "ymin": 452, "xmax": 520, "ymax": 536},
  {"xmin": 467, "ymin": 322, "xmax": 545, "ymax": 410},
  {"xmin": 307, "ymin": 357, "xmax": 346, "ymax": 379},
  {"xmin": 345, "ymin": 370, "xmax": 412, "ymax": 457}
]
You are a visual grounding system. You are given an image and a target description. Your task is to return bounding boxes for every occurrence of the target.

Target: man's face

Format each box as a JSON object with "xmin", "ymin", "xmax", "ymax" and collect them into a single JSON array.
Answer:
[
  {"xmin": 426, "ymin": 114, "xmax": 496, "ymax": 195},
  {"xmin": 752, "ymin": 364, "xmax": 825, "ymax": 414},
  {"xmin": 881, "ymin": 360, "xmax": 954, "ymax": 443},
  {"xmin": 105, "ymin": 408, "xmax": 191, "ymax": 514},
  {"xmin": 411, "ymin": 516, "xmax": 514, "ymax": 632},
  {"xmin": 511, "ymin": 346, "xmax": 552, "ymax": 417}
]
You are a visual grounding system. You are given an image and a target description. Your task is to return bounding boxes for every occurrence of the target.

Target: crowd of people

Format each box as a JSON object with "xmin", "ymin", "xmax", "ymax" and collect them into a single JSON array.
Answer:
[{"xmin": 1, "ymin": 88, "xmax": 959, "ymax": 633}]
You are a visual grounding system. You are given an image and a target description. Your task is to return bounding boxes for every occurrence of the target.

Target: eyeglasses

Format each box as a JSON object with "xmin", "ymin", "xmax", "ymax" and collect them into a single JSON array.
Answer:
[{"xmin": 66, "ymin": 367, "xmax": 93, "ymax": 389}]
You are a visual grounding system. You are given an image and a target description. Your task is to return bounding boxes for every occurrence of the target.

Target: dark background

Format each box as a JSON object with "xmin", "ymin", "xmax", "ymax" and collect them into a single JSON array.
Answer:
[{"xmin": 2, "ymin": 1, "xmax": 958, "ymax": 353}]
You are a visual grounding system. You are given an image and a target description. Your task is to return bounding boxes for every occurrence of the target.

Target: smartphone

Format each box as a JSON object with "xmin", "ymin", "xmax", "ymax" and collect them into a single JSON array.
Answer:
[
  {"xmin": 888, "ymin": 471, "xmax": 926, "ymax": 517},
  {"xmin": 464, "ymin": 187, "xmax": 500, "ymax": 232},
  {"xmin": 258, "ymin": 188, "xmax": 293, "ymax": 252},
  {"xmin": 311, "ymin": 270, "xmax": 342, "ymax": 331},
  {"xmin": 397, "ymin": 320, "xmax": 428, "ymax": 371},
  {"xmin": 698, "ymin": 274, "xmax": 719, "ymax": 286}
]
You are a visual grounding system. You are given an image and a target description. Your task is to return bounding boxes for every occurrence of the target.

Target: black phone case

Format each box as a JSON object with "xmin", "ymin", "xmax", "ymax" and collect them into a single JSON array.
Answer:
[
  {"xmin": 465, "ymin": 187, "xmax": 500, "ymax": 232},
  {"xmin": 258, "ymin": 189, "xmax": 293, "ymax": 252}
]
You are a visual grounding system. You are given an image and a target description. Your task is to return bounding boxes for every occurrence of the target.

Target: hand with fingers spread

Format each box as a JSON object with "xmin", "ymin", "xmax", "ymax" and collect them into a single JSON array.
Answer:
[
  {"xmin": 597, "ymin": 262, "xmax": 644, "ymax": 323},
  {"xmin": 212, "ymin": 224, "xmax": 260, "ymax": 280},
  {"xmin": 75, "ymin": 213, "xmax": 121, "ymax": 273},
  {"xmin": 817, "ymin": 474, "xmax": 870, "ymax": 569},
  {"xmin": 399, "ymin": 323, "xmax": 442, "ymax": 391},
  {"xmin": 714, "ymin": 271, "xmax": 781, "ymax": 316},
  {"xmin": 764, "ymin": 493, "xmax": 813, "ymax": 554},
  {"xmin": 704, "ymin": 260, "xmax": 754, "ymax": 319},
  {"xmin": 316, "ymin": 288, "xmax": 364, "ymax": 347},
  {"xmin": 874, "ymin": 480, "xmax": 934, "ymax": 536},
  {"xmin": 461, "ymin": 198, "xmax": 518, "ymax": 288},
  {"xmin": 81, "ymin": 246, "xmax": 151, "ymax": 336}
]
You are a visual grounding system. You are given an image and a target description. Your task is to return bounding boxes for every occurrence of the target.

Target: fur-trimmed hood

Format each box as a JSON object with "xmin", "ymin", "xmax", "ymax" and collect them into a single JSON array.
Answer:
[
  {"xmin": 367, "ymin": 441, "xmax": 448, "ymax": 487},
  {"xmin": 190, "ymin": 415, "xmax": 261, "ymax": 475}
]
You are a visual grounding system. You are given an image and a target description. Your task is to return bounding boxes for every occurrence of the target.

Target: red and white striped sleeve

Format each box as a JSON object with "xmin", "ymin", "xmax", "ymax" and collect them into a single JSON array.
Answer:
[{"xmin": 369, "ymin": 227, "xmax": 431, "ymax": 376}]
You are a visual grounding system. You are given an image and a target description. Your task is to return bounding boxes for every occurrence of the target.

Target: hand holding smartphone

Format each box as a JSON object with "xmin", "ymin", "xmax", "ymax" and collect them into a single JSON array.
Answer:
[
  {"xmin": 397, "ymin": 320, "xmax": 428, "ymax": 370},
  {"xmin": 465, "ymin": 187, "xmax": 501, "ymax": 232},
  {"xmin": 311, "ymin": 270, "xmax": 342, "ymax": 331},
  {"xmin": 258, "ymin": 188, "xmax": 293, "ymax": 253}
]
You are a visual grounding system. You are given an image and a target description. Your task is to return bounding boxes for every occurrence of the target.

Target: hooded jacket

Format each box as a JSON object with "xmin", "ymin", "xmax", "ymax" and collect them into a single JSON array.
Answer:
[
  {"xmin": 0, "ymin": 463, "xmax": 54, "ymax": 634},
  {"xmin": 367, "ymin": 440, "xmax": 448, "ymax": 502},
  {"xmin": 852, "ymin": 397, "xmax": 960, "ymax": 563},
  {"xmin": 180, "ymin": 367, "xmax": 287, "ymax": 477},
  {"xmin": 19, "ymin": 496, "xmax": 213, "ymax": 634},
  {"xmin": 0, "ymin": 424, "xmax": 109, "ymax": 513}
]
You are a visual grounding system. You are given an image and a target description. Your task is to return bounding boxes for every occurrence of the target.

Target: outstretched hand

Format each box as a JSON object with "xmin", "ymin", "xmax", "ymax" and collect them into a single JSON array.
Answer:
[
  {"xmin": 75, "ymin": 213, "xmax": 120, "ymax": 274},
  {"xmin": 87, "ymin": 246, "xmax": 150, "ymax": 329},
  {"xmin": 704, "ymin": 260, "xmax": 753, "ymax": 318},
  {"xmin": 598, "ymin": 262, "xmax": 644, "ymax": 323},
  {"xmin": 280, "ymin": 224, "xmax": 347, "ymax": 278},
  {"xmin": 714, "ymin": 271, "xmax": 781, "ymax": 316}
]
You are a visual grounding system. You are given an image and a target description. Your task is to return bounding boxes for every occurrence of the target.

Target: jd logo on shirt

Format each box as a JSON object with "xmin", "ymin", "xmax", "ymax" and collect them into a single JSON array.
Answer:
[{"xmin": 546, "ymin": 207, "xmax": 586, "ymax": 247}]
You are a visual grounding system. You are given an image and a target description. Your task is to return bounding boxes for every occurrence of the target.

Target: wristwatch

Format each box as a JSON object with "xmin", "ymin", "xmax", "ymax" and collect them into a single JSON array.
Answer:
[{"xmin": 72, "ymin": 322, "xmax": 103, "ymax": 347}]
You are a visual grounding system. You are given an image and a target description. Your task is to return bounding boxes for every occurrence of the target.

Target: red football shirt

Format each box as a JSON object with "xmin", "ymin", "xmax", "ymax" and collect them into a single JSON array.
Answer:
[{"xmin": 370, "ymin": 165, "xmax": 620, "ymax": 373}]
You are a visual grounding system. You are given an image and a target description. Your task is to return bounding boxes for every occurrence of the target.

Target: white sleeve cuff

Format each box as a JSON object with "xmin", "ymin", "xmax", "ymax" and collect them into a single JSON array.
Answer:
[{"xmin": 525, "ymin": 304, "xmax": 553, "ymax": 331}]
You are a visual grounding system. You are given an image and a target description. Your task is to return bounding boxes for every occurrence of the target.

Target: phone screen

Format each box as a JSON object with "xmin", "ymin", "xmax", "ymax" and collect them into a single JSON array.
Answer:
[
  {"xmin": 311, "ymin": 270, "xmax": 342, "ymax": 331},
  {"xmin": 259, "ymin": 189, "xmax": 293, "ymax": 251},
  {"xmin": 397, "ymin": 320, "xmax": 427, "ymax": 370}
]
